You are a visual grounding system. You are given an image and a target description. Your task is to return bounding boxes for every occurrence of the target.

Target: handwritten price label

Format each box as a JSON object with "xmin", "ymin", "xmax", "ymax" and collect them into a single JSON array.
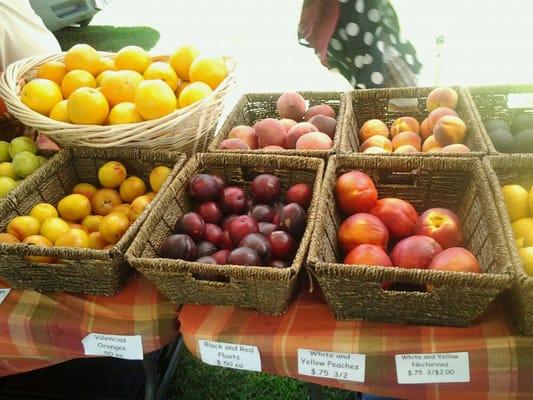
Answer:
[
  {"xmin": 298, "ymin": 349, "xmax": 365, "ymax": 383},
  {"xmin": 0, "ymin": 288, "xmax": 10, "ymax": 305},
  {"xmin": 199, "ymin": 340, "xmax": 261, "ymax": 372},
  {"xmin": 396, "ymin": 352, "xmax": 470, "ymax": 384},
  {"xmin": 82, "ymin": 333, "xmax": 143, "ymax": 360}
]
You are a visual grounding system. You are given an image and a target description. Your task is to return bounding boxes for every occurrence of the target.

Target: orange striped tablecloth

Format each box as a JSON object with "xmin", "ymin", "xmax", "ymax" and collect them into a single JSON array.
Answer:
[
  {"xmin": 179, "ymin": 284, "xmax": 533, "ymax": 400},
  {"xmin": 0, "ymin": 274, "xmax": 179, "ymax": 377}
]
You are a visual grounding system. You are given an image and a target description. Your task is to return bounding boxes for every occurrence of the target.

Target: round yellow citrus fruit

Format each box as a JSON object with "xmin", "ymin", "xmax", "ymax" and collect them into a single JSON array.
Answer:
[
  {"xmin": 96, "ymin": 70, "xmax": 115, "ymax": 86},
  {"xmin": 37, "ymin": 61, "xmax": 67, "ymax": 85},
  {"xmin": 67, "ymin": 87, "xmax": 109, "ymax": 125},
  {"xmin": 89, "ymin": 231, "xmax": 108, "ymax": 249},
  {"xmin": 119, "ymin": 176, "xmax": 147, "ymax": 203},
  {"xmin": 134, "ymin": 80, "xmax": 176, "ymax": 120},
  {"xmin": 98, "ymin": 161, "xmax": 127, "ymax": 188},
  {"xmin": 7, "ymin": 216, "xmax": 41, "ymax": 240},
  {"xmin": 55, "ymin": 228, "xmax": 90, "ymax": 248},
  {"xmin": 528, "ymin": 186, "xmax": 533, "ymax": 215},
  {"xmin": 149, "ymin": 165, "xmax": 171, "ymax": 192},
  {"xmin": 170, "ymin": 45, "xmax": 200, "ymax": 81},
  {"xmin": 82, "ymin": 215, "xmax": 104, "ymax": 233},
  {"xmin": 99, "ymin": 57, "xmax": 116, "ymax": 72},
  {"xmin": 108, "ymin": 102, "xmax": 143, "ymax": 125},
  {"xmin": 100, "ymin": 70, "xmax": 143, "ymax": 106},
  {"xmin": 23, "ymin": 235, "xmax": 56, "ymax": 263},
  {"xmin": 143, "ymin": 61, "xmax": 179, "ymax": 91},
  {"xmin": 61, "ymin": 69, "xmax": 97, "ymax": 99},
  {"xmin": 189, "ymin": 56, "xmax": 228, "ymax": 90},
  {"xmin": 512, "ymin": 217, "xmax": 533, "ymax": 239},
  {"xmin": 517, "ymin": 237, "xmax": 525, "ymax": 249},
  {"xmin": 502, "ymin": 184, "xmax": 530, "ymax": 222},
  {"xmin": 21, "ymin": 79, "xmax": 63, "ymax": 115},
  {"xmin": 57, "ymin": 193, "xmax": 92, "ymax": 222},
  {"xmin": 49, "ymin": 100, "xmax": 70, "ymax": 122},
  {"xmin": 110, "ymin": 203, "xmax": 131, "ymax": 216},
  {"xmin": 40, "ymin": 217, "xmax": 70, "ymax": 243},
  {"xmin": 99, "ymin": 211, "xmax": 130, "ymax": 244},
  {"xmin": 178, "ymin": 81, "xmax": 212, "ymax": 108},
  {"xmin": 114, "ymin": 45, "xmax": 152, "ymax": 74},
  {"xmin": 175, "ymin": 80, "xmax": 191, "ymax": 97},
  {"xmin": 64, "ymin": 44, "xmax": 101, "ymax": 76},
  {"xmin": 72, "ymin": 182, "xmax": 98, "ymax": 199},
  {"xmin": 30, "ymin": 203, "xmax": 58, "ymax": 224}
]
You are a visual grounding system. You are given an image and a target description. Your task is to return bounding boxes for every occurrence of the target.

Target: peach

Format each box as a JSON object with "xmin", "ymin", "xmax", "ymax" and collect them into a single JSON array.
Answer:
[
  {"xmin": 428, "ymin": 107, "xmax": 458, "ymax": 131},
  {"xmin": 0, "ymin": 232, "xmax": 20, "ymax": 243},
  {"xmin": 343, "ymin": 244, "xmax": 393, "ymax": 266},
  {"xmin": 82, "ymin": 215, "xmax": 103, "ymax": 233},
  {"xmin": 7, "ymin": 216, "xmax": 40, "ymax": 240},
  {"xmin": 391, "ymin": 235, "xmax": 443, "ymax": 269},
  {"xmin": 276, "ymin": 92, "xmax": 306, "ymax": 121},
  {"xmin": 286, "ymin": 122, "xmax": 318, "ymax": 149},
  {"xmin": 414, "ymin": 208, "xmax": 464, "ymax": 249},
  {"xmin": 255, "ymin": 118, "xmax": 286, "ymax": 148},
  {"xmin": 263, "ymin": 145, "xmax": 285, "ymax": 151},
  {"xmin": 23, "ymin": 235, "xmax": 56, "ymax": 263},
  {"xmin": 360, "ymin": 135, "xmax": 393, "ymax": 152},
  {"xmin": 228, "ymin": 125, "xmax": 258, "ymax": 149},
  {"xmin": 119, "ymin": 176, "xmax": 147, "ymax": 203},
  {"xmin": 304, "ymin": 104, "xmax": 336, "ymax": 120},
  {"xmin": 338, "ymin": 213, "xmax": 389, "ymax": 253},
  {"xmin": 391, "ymin": 131, "xmax": 421, "ymax": 151},
  {"xmin": 441, "ymin": 144, "xmax": 471, "ymax": 153},
  {"xmin": 363, "ymin": 146, "xmax": 390, "ymax": 154},
  {"xmin": 428, "ymin": 247, "xmax": 481, "ymax": 273},
  {"xmin": 422, "ymin": 135, "xmax": 440, "ymax": 152},
  {"xmin": 72, "ymin": 182, "xmax": 98, "ymax": 199},
  {"xmin": 420, "ymin": 118, "xmax": 432, "ymax": 141},
  {"xmin": 427, "ymin": 146, "xmax": 443, "ymax": 153},
  {"xmin": 89, "ymin": 231, "xmax": 108, "ymax": 250},
  {"xmin": 91, "ymin": 188, "xmax": 122, "ymax": 216},
  {"xmin": 426, "ymin": 87, "xmax": 458, "ymax": 112},
  {"xmin": 295, "ymin": 131, "xmax": 333, "ymax": 150},
  {"xmin": 394, "ymin": 145, "xmax": 419, "ymax": 154},
  {"xmin": 219, "ymin": 138, "xmax": 250, "ymax": 150},
  {"xmin": 433, "ymin": 116, "xmax": 467, "ymax": 146},
  {"xmin": 390, "ymin": 117, "xmax": 420, "ymax": 137},
  {"xmin": 308, "ymin": 115, "xmax": 336, "ymax": 138},
  {"xmin": 279, "ymin": 118, "xmax": 297, "ymax": 133},
  {"xmin": 369, "ymin": 198, "xmax": 418, "ymax": 240},
  {"xmin": 359, "ymin": 119, "xmax": 389, "ymax": 142},
  {"xmin": 335, "ymin": 170, "xmax": 378, "ymax": 214}
]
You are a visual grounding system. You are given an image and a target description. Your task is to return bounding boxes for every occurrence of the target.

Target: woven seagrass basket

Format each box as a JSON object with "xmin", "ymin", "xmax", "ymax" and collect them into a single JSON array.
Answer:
[
  {"xmin": 307, "ymin": 155, "xmax": 513, "ymax": 326},
  {"xmin": 339, "ymin": 87, "xmax": 487, "ymax": 156},
  {"xmin": 0, "ymin": 52, "xmax": 235, "ymax": 154},
  {"xmin": 126, "ymin": 153, "xmax": 324, "ymax": 314},
  {"xmin": 483, "ymin": 155, "xmax": 533, "ymax": 335},
  {"xmin": 466, "ymin": 85, "xmax": 533, "ymax": 154},
  {"xmin": 0, "ymin": 147, "xmax": 185, "ymax": 295},
  {"xmin": 208, "ymin": 91, "xmax": 349, "ymax": 158}
]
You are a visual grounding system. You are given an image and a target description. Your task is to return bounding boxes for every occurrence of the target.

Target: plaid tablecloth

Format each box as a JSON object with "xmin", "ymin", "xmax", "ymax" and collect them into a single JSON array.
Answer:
[
  {"xmin": 0, "ymin": 273, "xmax": 179, "ymax": 377},
  {"xmin": 179, "ymin": 282, "xmax": 533, "ymax": 400}
]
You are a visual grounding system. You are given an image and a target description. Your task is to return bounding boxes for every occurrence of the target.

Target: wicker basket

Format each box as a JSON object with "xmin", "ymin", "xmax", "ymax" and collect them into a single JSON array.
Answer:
[
  {"xmin": 307, "ymin": 155, "xmax": 513, "ymax": 326},
  {"xmin": 483, "ymin": 155, "xmax": 533, "ymax": 335},
  {"xmin": 126, "ymin": 153, "xmax": 324, "ymax": 314},
  {"xmin": 0, "ymin": 52, "xmax": 235, "ymax": 154},
  {"xmin": 207, "ymin": 91, "xmax": 349, "ymax": 158},
  {"xmin": 465, "ymin": 85, "xmax": 533, "ymax": 154},
  {"xmin": 339, "ymin": 87, "xmax": 487, "ymax": 156},
  {"xmin": 0, "ymin": 147, "xmax": 186, "ymax": 295}
]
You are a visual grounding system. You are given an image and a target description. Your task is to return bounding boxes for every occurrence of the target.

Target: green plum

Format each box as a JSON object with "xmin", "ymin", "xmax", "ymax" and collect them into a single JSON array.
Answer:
[
  {"xmin": 9, "ymin": 136, "xmax": 37, "ymax": 158},
  {"xmin": 12, "ymin": 151, "xmax": 40, "ymax": 178},
  {"xmin": 0, "ymin": 141, "xmax": 10, "ymax": 162},
  {"xmin": 0, "ymin": 177, "xmax": 17, "ymax": 197}
]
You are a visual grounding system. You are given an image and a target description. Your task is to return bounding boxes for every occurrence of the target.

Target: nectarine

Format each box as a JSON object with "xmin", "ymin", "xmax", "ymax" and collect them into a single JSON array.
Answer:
[
  {"xmin": 335, "ymin": 170, "xmax": 378, "ymax": 214},
  {"xmin": 391, "ymin": 235, "xmax": 443, "ymax": 269},
  {"xmin": 391, "ymin": 131, "xmax": 421, "ymax": 151},
  {"xmin": 338, "ymin": 213, "xmax": 389, "ymax": 253},
  {"xmin": 414, "ymin": 208, "xmax": 464, "ymax": 249},
  {"xmin": 343, "ymin": 244, "xmax": 393, "ymax": 266},
  {"xmin": 428, "ymin": 107, "xmax": 458, "ymax": 131},
  {"xmin": 369, "ymin": 198, "xmax": 418, "ymax": 240},
  {"xmin": 359, "ymin": 119, "xmax": 389, "ymax": 142},
  {"xmin": 390, "ymin": 117, "xmax": 420, "ymax": 137},
  {"xmin": 428, "ymin": 247, "xmax": 481, "ymax": 273},
  {"xmin": 228, "ymin": 125, "xmax": 258, "ymax": 149},
  {"xmin": 426, "ymin": 87, "xmax": 458, "ymax": 112},
  {"xmin": 360, "ymin": 135, "xmax": 393, "ymax": 152},
  {"xmin": 433, "ymin": 116, "xmax": 466, "ymax": 146}
]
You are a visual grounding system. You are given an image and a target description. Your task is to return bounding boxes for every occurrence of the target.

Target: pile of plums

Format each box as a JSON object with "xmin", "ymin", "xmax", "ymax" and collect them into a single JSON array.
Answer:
[
  {"xmin": 484, "ymin": 113, "xmax": 533, "ymax": 153},
  {"xmin": 158, "ymin": 172, "xmax": 313, "ymax": 272},
  {"xmin": 218, "ymin": 92, "xmax": 337, "ymax": 151}
]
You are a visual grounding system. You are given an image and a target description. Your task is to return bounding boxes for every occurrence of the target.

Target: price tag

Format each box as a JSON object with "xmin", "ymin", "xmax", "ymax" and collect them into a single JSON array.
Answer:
[
  {"xmin": 82, "ymin": 333, "xmax": 143, "ymax": 360},
  {"xmin": 198, "ymin": 339, "xmax": 262, "ymax": 372},
  {"xmin": 298, "ymin": 349, "xmax": 366, "ymax": 383},
  {"xmin": 0, "ymin": 288, "xmax": 10, "ymax": 304},
  {"xmin": 395, "ymin": 352, "xmax": 470, "ymax": 384}
]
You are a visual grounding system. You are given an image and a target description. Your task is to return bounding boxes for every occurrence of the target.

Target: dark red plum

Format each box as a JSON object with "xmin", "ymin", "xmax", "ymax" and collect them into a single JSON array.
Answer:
[
  {"xmin": 227, "ymin": 247, "xmax": 262, "ymax": 266},
  {"xmin": 196, "ymin": 256, "xmax": 217, "ymax": 264},
  {"xmin": 158, "ymin": 234, "xmax": 197, "ymax": 260},
  {"xmin": 245, "ymin": 197, "xmax": 256, "ymax": 213},
  {"xmin": 227, "ymin": 215, "xmax": 259, "ymax": 246},
  {"xmin": 212, "ymin": 249, "xmax": 230, "ymax": 264},
  {"xmin": 212, "ymin": 175, "xmax": 225, "ymax": 192},
  {"xmin": 279, "ymin": 203, "xmax": 307, "ymax": 238},
  {"xmin": 222, "ymin": 214, "xmax": 238, "ymax": 231},
  {"xmin": 269, "ymin": 231, "xmax": 297, "ymax": 261},
  {"xmin": 251, "ymin": 174, "xmax": 281, "ymax": 203},
  {"xmin": 286, "ymin": 183, "xmax": 313, "ymax": 210},
  {"xmin": 189, "ymin": 174, "xmax": 220, "ymax": 202},
  {"xmin": 308, "ymin": 115, "xmax": 337, "ymax": 138},
  {"xmin": 258, "ymin": 222, "xmax": 278, "ymax": 237},
  {"xmin": 219, "ymin": 230, "xmax": 233, "ymax": 250},
  {"xmin": 239, "ymin": 233, "xmax": 271, "ymax": 264},
  {"xmin": 269, "ymin": 260, "xmax": 289, "ymax": 269},
  {"xmin": 250, "ymin": 204, "xmax": 275, "ymax": 223},
  {"xmin": 219, "ymin": 186, "xmax": 247, "ymax": 214},
  {"xmin": 197, "ymin": 241, "xmax": 218, "ymax": 257},
  {"xmin": 197, "ymin": 201, "xmax": 223, "ymax": 225},
  {"xmin": 174, "ymin": 212, "xmax": 205, "ymax": 241},
  {"xmin": 204, "ymin": 223, "xmax": 223, "ymax": 246}
]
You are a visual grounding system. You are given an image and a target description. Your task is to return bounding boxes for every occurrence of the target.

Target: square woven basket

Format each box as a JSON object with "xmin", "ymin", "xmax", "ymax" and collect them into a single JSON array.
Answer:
[
  {"xmin": 465, "ymin": 85, "xmax": 533, "ymax": 155},
  {"xmin": 483, "ymin": 155, "xmax": 533, "ymax": 335},
  {"xmin": 307, "ymin": 155, "xmax": 513, "ymax": 326},
  {"xmin": 126, "ymin": 153, "xmax": 324, "ymax": 314},
  {"xmin": 207, "ymin": 91, "xmax": 349, "ymax": 158},
  {"xmin": 0, "ymin": 147, "xmax": 186, "ymax": 295},
  {"xmin": 339, "ymin": 87, "xmax": 487, "ymax": 156}
]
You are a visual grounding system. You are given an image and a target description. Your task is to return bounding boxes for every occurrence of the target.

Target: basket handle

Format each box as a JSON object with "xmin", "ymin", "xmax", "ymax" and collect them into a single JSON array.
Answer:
[{"xmin": 378, "ymin": 169, "xmax": 419, "ymax": 187}]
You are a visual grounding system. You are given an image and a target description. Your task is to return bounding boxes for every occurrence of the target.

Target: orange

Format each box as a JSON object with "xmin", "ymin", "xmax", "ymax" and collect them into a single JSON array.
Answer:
[
  {"xmin": 67, "ymin": 87, "xmax": 109, "ymax": 125},
  {"xmin": 134, "ymin": 80, "xmax": 176, "ymax": 120},
  {"xmin": 40, "ymin": 217, "xmax": 70, "ymax": 243},
  {"xmin": 175, "ymin": 80, "xmax": 191, "ymax": 97},
  {"xmin": 100, "ymin": 70, "xmax": 143, "ymax": 106},
  {"xmin": 64, "ymin": 44, "xmax": 101, "ymax": 76},
  {"xmin": 119, "ymin": 176, "xmax": 146, "ymax": 202},
  {"xmin": 29, "ymin": 203, "xmax": 58, "ymax": 224},
  {"xmin": 170, "ymin": 45, "xmax": 200, "ymax": 81},
  {"xmin": 20, "ymin": 79, "xmax": 63, "ymax": 115},
  {"xmin": 49, "ymin": 100, "xmax": 70, "ymax": 122},
  {"xmin": 61, "ymin": 70, "xmax": 97, "ymax": 98},
  {"xmin": 143, "ymin": 62, "xmax": 179, "ymax": 91},
  {"xmin": 72, "ymin": 182, "xmax": 98, "ymax": 199},
  {"xmin": 98, "ymin": 161, "xmax": 127, "ymax": 189},
  {"xmin": 110, "ymin": 203, "xmax": 131, "ymax": 216},
  {"xmin": 90, "ymin": 188, "xmax": 122, "ymax": 215},
  {"xmin": 55, "ymin": 228, "xmax": 90, "ymax": 248},
  {"xmin": 99, "ymin": 57, "xmax": 116, "ymax": 72},
  {"xmin": 96, "ymin": 70, "xmax": 115, "ymax": 86},
  {"xmin": 99, "ymin": 212, "xmax": 130, "ymax": 244},
  {"xmin": 7, "ymin": 216, "xmax": 41, "ymax": 240},
  {"xmin": 108, "ymin": 102, "xmax": 143, "ymax": 125},
  {"xmin": 37, "ymin": 61, "xmax": 67, "ymax": 85},
  {"xmin": 23, "ymin": 235, "xmax": 56, "ymax": 263},
  {"xmin": 82, "ymin": 215, "xmax": 103, "ymax": 233},
  {"xmin": 57, "ymin": 193, "xmax": 92, "ymax": 222},
  {"xmin": 189, "ymin": 56, "xmax": 228, "ymax": 90},
  {"xmin": 88, "ymin": 231, "xmax": 107, "ymax": 249},
  {"xmin": 114, "ymin": 45, "xmax": 152, "ymax": 74},
  {"xmin": 178, "ymin": 81, "xmax": 212, "ymax": 108}
]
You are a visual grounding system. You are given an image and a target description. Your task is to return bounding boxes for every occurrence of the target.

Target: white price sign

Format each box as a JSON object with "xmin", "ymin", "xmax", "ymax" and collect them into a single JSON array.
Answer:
[
  {"xmin": 395, "ymin": 352, "xmax": 470, "ymax": 384},
  {"xmin": 0, "ymin": 288, "xmax": 10, "ymax": 304},
  {"xmin": 298, "ymin": 349, "xmax": 366, "ymax": 383},
  {"xmin": 82, "ymin": 333, "xmax": 143, "ymax": 360},
  {"xmin": 198, "ymin": 339, "xmax": 262, "ymax": 372}
]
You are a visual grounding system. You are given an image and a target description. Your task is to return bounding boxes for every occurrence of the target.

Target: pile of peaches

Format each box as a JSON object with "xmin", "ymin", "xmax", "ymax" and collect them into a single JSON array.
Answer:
[
  {"xmin": 358, "ymin": 87, "xmax": 471, "ymax": 154},
  {"xmin": 218, "ymin": 92, "xmax": 337, "ymax": 151},
  {"xmin": 335, "ymin": 170, "xmax": 482, "ymax": 282}
]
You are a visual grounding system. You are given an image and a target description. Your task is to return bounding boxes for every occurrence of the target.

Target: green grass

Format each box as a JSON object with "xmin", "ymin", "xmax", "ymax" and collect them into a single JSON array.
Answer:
[
  {"xmin": 168, "ymin": 348, "xmax": 354, "ymax": 400},
  {"xmin": 54, "ymin": 25, "xmax": 160, "ymax": 52}
]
